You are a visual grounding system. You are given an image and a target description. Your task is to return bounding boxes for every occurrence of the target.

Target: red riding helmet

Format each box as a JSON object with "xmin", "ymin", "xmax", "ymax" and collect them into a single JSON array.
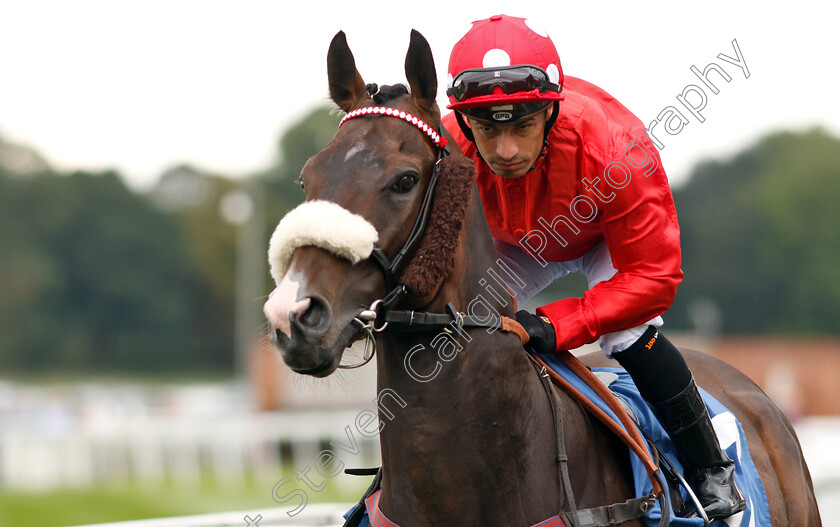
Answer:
[{"xmin": 447, "ymin": 14, "xmax": 564, "ymax": 123}]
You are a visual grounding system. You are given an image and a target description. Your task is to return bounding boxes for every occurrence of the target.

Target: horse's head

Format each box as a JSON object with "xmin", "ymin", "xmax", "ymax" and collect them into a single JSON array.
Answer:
[{"xmin": 263, "ymin": 30, "xmax": 473, "ymax": 376}]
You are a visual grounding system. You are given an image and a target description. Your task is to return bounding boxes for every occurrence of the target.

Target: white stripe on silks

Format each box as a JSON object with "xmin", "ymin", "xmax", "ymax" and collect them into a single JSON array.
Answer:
[
  {"xmin": 713, "ymin": 411, "xmax": 749, "ymax": 527},
  {"xmin": 712, "ymin": 412, "xmax": 741, "ymax": 460},
  {"xmin": 268, "ymin": 200, "xmax": 379, "ymax": 286}
]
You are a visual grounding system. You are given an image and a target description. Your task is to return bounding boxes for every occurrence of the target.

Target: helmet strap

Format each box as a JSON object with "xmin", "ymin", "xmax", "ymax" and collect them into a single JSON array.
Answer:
[
  {"xmin": 454, "ymin": 111, "xmax": 475, "ymax": 143},
  {"xmin": 535, "ymin": 100, "xmax": 560, "ymax": 160},
  {"xmin": 544, "ymin": 100, "xmax": 559, "ymax": 141}
]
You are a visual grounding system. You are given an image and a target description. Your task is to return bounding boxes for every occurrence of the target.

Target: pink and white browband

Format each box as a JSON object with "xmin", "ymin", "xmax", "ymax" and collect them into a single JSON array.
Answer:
[{"xmin": 338, "ymin": 106, "xmax": 448, "ymax": 149}]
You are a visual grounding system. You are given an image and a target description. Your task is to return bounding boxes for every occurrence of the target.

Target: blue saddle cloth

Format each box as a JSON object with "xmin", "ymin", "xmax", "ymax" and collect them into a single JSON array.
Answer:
[
  {"xmin": 534, "ymin": 351, "xmax": 772, "ymax": 527},
  {"xmin": 346, "ymin": 354, "xmax": 773, "ymax": 527}
]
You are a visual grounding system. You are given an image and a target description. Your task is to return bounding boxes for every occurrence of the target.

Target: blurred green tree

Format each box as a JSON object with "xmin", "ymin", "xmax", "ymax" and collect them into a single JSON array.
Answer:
[
  {"xmin": 672, "ymin": 127, "xmax": 840, "ymax": 334},
  {"xmin": 3, "ymin": 120, "xmax": 839, "ymax": 374},
  {"xmin": 257, "ymin": 106, "xmax": 340, "ymax": 226},
  {"xmin": 0, "ymin": 169, "xmax": 217, "ymax": 373},
  {"xmin": 0, "ymin": 105, "xmax": 341, "ymax": 375}
]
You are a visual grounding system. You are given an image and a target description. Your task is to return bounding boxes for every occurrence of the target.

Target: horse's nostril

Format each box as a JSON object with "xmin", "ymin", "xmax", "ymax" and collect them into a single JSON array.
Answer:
[{"xmin": 293, "ymin": 296, "xmax": 331, "ymax": 334}]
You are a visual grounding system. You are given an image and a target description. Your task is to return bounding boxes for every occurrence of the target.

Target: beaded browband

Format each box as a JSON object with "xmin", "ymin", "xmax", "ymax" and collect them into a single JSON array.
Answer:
[{"xmin": 338, "ymin": 106, "xmax": 448, "ymax": 149}]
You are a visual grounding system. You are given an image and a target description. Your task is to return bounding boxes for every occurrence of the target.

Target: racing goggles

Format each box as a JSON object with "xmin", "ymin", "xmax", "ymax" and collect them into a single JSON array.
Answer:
[{"xmin": 447, "ymin": 65, "xmax": 561, "ymax": 102}]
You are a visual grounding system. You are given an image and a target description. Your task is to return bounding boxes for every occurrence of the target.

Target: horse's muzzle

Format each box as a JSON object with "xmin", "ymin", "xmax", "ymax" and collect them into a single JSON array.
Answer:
[
  {"xmin": 266, "ymin": 295, "xmax": 347, "ymax": 377},
  {"xmin": 289, "ymin": 294, "xmax": 332, "ymax": 339}
]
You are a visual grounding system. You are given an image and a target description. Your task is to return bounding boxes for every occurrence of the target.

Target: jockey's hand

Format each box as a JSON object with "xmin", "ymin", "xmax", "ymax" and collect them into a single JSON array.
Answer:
[{"xmin": 515, "ymin": 310, "xmax": 557, "ymax": 354}]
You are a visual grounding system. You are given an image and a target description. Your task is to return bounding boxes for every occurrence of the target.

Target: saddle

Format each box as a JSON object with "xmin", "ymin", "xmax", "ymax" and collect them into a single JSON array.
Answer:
[{"xmin": 531, "ymin": 351, "xmax": 770, "ymax": 527}]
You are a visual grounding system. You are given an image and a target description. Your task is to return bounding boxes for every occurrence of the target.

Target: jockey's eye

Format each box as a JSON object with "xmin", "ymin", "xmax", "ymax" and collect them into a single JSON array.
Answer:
[{"xmin": 390, "ymin": 172, "xmax": 418, "ymax": 194}]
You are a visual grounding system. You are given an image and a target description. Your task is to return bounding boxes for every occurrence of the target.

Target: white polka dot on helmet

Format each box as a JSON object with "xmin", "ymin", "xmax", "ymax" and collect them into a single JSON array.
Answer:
[{"xmin": 447, "ymin": 14, "xmax": 564, "ymax": 112}]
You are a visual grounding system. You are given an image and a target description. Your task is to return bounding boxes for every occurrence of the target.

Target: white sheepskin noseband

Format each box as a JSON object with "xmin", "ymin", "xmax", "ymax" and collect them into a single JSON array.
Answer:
[{"xmin": 268, "ymin": 200, "xmax": 379, "ymax": 285}]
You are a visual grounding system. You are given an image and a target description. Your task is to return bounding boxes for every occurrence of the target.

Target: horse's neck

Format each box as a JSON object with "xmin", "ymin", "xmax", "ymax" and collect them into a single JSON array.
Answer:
[{"xmin": 374, "ymin": 187, "xmax": 565, "ymax": 522}]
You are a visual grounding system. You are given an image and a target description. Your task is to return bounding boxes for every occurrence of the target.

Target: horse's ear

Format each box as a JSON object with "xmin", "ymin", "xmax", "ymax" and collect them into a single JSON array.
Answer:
[
  {"xmin": 327, "ymin": 31, "xmax": 369, "ymax": 112},
  {"xmin": 405, "ymin": 29, "xmax": 438, "ymax": 114}
]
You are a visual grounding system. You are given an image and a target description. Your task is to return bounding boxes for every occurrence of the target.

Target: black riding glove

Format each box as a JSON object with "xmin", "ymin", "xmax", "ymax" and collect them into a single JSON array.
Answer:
[{"xmin": 515, "ymin": 310, "xmax": 557, "ymax": 354}]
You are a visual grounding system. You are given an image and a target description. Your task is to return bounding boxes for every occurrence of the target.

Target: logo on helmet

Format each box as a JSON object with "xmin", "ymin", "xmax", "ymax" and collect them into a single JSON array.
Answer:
[{"xmin": 492, "ymin": 111, "xmax": 514, "ymax": 121}]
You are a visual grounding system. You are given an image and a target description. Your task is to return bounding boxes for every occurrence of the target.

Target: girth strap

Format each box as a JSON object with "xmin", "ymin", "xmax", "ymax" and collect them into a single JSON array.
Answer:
[{"xmin": 567, "ymin": 495, "xmax": 657, "ymax": 527}]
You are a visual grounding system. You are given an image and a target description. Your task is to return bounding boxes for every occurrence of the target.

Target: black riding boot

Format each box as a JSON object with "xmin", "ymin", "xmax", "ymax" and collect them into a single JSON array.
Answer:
[
  {"xmin": 613, "ymin": 326, "xmax": 746, "ymax": 520},
  {"xmin": 654, "ymin": 376, "xmax": 747, "ymax": 520}
]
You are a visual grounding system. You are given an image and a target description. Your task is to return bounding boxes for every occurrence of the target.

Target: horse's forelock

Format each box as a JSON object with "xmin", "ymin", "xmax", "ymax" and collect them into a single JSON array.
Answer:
[
  {"xmin": 348, "ymin": 83, "xmax": 440, "ymax": 126},
  {"xmin": 368, "ymin": 83, "xmax": 409, "ymax": 105}
]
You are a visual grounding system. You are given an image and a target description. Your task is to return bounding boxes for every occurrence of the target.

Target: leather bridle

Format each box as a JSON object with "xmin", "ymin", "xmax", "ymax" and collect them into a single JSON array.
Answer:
[
  {"xmin": 333, "ymin": 104, "xmax": 528, "ymax": 370},
  {"xmin": 333, "ymin": 105, "xmax": 451, "ymax": 368}
]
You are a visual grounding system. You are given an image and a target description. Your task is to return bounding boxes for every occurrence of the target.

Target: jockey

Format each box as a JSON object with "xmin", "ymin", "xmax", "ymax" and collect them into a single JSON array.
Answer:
[{"xmin": 441, "ymin": 14, "xmax": 745, "ymax": 520}]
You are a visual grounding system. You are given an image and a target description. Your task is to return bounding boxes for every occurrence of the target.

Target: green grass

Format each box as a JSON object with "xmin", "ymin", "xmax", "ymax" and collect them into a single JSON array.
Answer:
[{"xmin": 0, "ymin": 473, "xmax": 365, "ymax": 526}]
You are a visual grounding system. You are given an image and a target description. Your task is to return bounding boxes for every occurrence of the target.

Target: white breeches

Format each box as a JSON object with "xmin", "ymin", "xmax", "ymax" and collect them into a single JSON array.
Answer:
[{"xmin": 493, "ymin": 238, "xmax": 662, "ymax": 357}]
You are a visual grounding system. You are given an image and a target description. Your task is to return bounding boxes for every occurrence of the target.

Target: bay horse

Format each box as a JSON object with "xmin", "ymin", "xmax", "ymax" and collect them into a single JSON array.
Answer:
[{"xmin": 263, "ymin": 30, "xmax": 821, "ymax": 526}]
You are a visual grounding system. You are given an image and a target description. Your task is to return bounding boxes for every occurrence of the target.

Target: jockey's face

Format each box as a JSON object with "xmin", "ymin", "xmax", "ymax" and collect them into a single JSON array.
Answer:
[{"xmin": 466, "ymin": 106, "xmax": 551, "ymax": 178}]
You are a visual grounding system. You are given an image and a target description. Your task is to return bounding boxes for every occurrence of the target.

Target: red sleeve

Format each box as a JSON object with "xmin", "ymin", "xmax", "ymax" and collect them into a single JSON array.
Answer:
[{"xmin": 536, "ymin": 134, "xmax": 683, "ymax": 350}]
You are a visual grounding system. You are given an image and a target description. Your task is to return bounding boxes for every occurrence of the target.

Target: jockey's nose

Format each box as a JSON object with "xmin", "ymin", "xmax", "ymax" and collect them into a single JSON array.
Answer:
[{"xmin": 495, "ymin": 131, "xmax": 519, "ymax": 160}]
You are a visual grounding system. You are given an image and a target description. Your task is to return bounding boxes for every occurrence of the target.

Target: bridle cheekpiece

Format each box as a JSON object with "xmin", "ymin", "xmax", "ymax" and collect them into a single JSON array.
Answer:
[
  {"xmin": 334, "ymin": 104, "xmax": 450, "ymax": 368},
  {"xmin": 323, "ymin": 104, "xmax": 527, "ymax": 370}
]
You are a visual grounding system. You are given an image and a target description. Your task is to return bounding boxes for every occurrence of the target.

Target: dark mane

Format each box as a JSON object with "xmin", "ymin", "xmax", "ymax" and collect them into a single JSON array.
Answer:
[{"xmin": 365, "ymin": 83, "xmax": 409, "ymax": 105}]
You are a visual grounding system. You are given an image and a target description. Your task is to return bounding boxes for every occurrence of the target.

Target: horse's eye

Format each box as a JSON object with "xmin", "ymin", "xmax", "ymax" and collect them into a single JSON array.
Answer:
[
  {"xmin": 296, "ymin": 176, "xmax": 305, "ymax": 191},
  {"xmin": 391, "ymin": 173, "xmax": 418, "ymax": 194}
]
